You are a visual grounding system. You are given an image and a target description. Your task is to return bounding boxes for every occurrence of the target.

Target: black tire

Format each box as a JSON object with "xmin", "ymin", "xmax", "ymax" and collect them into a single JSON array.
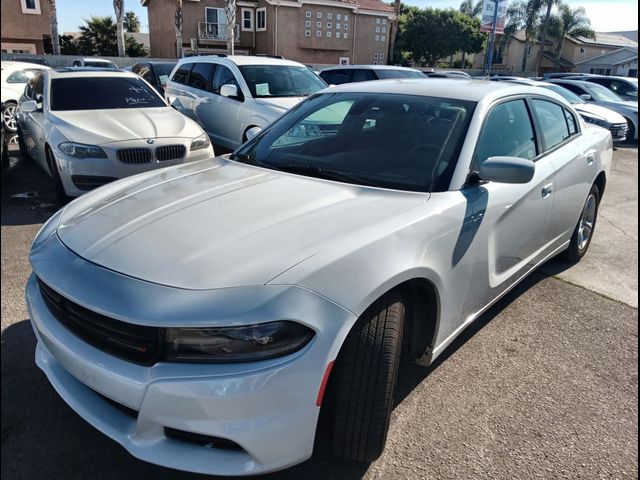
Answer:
[
  {"xmin": 626, "ymin": 119, "xmax": 636, "ymax": 145},
  {"xmin": 2, "ymin": 101, "xmax": 18, "ymax": 133},
  {"xmin": 329, "ymin": 290, "xmax": 406, "ymax": 462},
  {"xmin": 46, "ymin": 146, "xmax": 69, "ymax": 203},
  {"xmin": 564, "ymin": 184, "xmax": 600, "ymax": 263},
  {"xmin": 16, "ymin": 127, "xmax": 32, "ymax": 162}
]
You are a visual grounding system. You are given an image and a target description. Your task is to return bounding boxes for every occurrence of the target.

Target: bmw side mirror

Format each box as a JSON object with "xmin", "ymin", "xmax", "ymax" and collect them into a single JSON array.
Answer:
[
  {"xmin": 220, "ymin": 84, "xmax": 239, "ymax": 99},
  {"xmin": 478, "ymin": 156, "xmax": 535, "ymax": 184},
  {"xmin": 20, "ymin": 100, "xmax": 40, "ymax": 113}
]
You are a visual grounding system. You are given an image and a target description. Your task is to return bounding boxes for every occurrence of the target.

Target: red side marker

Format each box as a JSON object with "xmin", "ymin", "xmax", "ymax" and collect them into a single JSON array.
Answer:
[{"xmin": 315, "ymin": 360, "xmax": 335, "ymax": 407}]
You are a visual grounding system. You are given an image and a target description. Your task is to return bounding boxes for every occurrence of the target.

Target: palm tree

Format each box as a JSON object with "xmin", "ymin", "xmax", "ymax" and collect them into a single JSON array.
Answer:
[
  {"xmin": 76, "ymin": 16, "xmax": 118, "ymax": 56},
  {"xmin": 175, "ymin": 0, "xmax": 184, "ymax": 58},
  {"xmin": 534, "ymin": 0, "xmax": 559, "ymax": 73},
  {"xmin": 507, "ymin": 0, "xmax": 544, "ymax": 72},
  {"xmin": 552, "ymin": 4, "xmax": 595, "ymax": 69},
  {"xmin": 123, "ymin": 11, "xmax": 141, "ymax": 32},
  {"xmin": 388, "ymin": 0, "xmax": 402, "ymax": 63},
  {"xmin": 47, "ymin": 0, "xmax": 60, "ymax": 55},
  {"xmin": 114, "ymin": 0, "xmax": 125, "ymax": 57},
  {"xmin": 459, "ymin": 0, "xmax": 483, "ymax": 18}
]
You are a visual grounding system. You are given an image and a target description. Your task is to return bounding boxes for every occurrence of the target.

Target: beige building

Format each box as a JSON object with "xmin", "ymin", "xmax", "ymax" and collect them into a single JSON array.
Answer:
[
  {"xmin": 1, "ymin": 0, "xmax": 52, "ymax": 54},
  {"xmin": 474, "ymin": 30, "xmax": 638, "ymax": 75},
  {"xmin": 142, "ymin": 0, "xmax": 395, "ymax": 65}
]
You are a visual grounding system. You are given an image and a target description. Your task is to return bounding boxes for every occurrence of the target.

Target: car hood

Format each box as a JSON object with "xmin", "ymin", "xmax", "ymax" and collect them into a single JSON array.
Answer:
[
  {"xmin": 57, "ymin": 158, "xmax": 426, "ymax": 290},
  {"xmin": 574, "ymin": 103, "xmax": 627, "ymax": 123},
  {"xmin": 50, "ymin": 107, "xmax": 202, "ymax": 145},
  {"xmin": 253, "ymin": 97, "xmax": 305, "ymax": 114},
  {"xmin": 597, "ymin": 100, "xmax": 638, "ymax": 113}
]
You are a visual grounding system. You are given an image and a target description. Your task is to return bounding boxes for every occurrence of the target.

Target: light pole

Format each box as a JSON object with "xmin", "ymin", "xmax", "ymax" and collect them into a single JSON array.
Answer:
[{"xmin": 483, "ymin": 0, "xmax": 501, "ymax": 76}]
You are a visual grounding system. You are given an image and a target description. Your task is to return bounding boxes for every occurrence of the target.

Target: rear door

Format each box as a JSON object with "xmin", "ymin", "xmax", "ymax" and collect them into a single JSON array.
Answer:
[
  {"xmin": 165, "ymin": 62, "xmax": 194, "ymax": 115},
  {"xmin": 201, "ymin": 64, "xmax": 244, "ymax": 148},
  {"xmin": 465, "ymin": 97, "xmax": 556, "ymax": 312}
]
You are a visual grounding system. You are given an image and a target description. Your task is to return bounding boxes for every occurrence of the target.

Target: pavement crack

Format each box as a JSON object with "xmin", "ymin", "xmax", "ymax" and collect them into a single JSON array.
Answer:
[{"xmin": 599, "ymin": 214, "xmax": 638, "ymax": 242}]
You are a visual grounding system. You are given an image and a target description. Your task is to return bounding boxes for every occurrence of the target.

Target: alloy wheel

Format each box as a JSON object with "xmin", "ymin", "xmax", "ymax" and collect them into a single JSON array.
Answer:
[{"xmin": 577, "ymin": 193, "xmax": 597, "ymax": 250}]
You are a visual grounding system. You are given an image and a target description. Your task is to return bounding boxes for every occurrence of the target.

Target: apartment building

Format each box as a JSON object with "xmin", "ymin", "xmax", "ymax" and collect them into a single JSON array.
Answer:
[
  {"xmin": 1, "ymin": 0, "xmax": 52, "ymax": 54},
  {"xmin": 142, "ymin": 0, "xmax": 395, "ymax": 66}
]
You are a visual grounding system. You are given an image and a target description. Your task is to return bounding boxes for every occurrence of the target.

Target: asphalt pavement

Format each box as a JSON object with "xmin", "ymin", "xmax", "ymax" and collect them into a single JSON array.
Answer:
[{"xmin": 1, "ymin": 142, "xmax": 637, "ymax": 480}]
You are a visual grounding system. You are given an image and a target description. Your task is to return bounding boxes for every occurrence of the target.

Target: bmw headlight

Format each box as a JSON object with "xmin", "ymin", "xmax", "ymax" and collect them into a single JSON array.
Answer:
[
  {"xmin": 163, "ymin": 321, "xmax": 315, "ymax": 363},
  {"xmin": 581, "ymin": 114, "xmax": 608, "ymax": 127},
  {"xmin": 190, "ymin": 132, "xmax": 211, "ymax": 151},
  {"xmin": 31, "ymin": 208, "xmax": 63, "ymax": 252},
  {"xmin": 59, "ymin": 142, "xmax": 107, "ymax": 158}
]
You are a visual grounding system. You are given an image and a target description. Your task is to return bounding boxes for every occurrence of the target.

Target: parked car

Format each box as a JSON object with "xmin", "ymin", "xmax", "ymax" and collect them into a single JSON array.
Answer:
[
  {"xmin": 26, "ymin": 79, "xmax": 612, "ymax": 476},
  {"xmin": 130, "ymin": 61, "xmax": 177, "ymax": 96},
  {"xmin": 8, "ymin": 57, "xmax": 51, "ymax": 67},
  {"xmin": 71, "ymin": 57, "xmax": 119, "ymax": 70},
  {"xmin": 498, "ymin": 78, "xmax": 629, "ymax": 142},
  {"xmin": 319, "ymin": 65, "xmax": 426, "ymax": 85},
  {"xmin": 16, "ymin": 69, "xmax": 213, "ymax": 198},
  {"xmin": 424, "ymin": 71, "xmax": 471, "ymax": 78},
  {"xmin": 547, "ymin": 79, "xmax": 638, "ymax": 142},
  {"xmin": 165, "ymin": 55, "xmax": 327, "ymax": 150},
  {"xmin": 578, "ymin": 76, "xmax": 638, "ymax": 102},
  {"xmin": 542, "ymin": 72, "xmax": 594, "ymax": 80},
  {"xmin": 1, "ymin": 60, "xmax": 50, "ymax": 132}
]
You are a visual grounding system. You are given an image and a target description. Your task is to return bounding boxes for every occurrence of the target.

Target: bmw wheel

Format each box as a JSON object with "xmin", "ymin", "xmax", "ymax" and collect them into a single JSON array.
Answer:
[{"xmin": 2, "ymin": 102, "xmax": 18, "ymax": 133}]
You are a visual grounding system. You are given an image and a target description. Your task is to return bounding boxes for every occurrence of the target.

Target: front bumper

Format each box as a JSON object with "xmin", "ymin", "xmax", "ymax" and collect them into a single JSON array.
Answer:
[{"xmin": 26, "ymin": 235, "xmax": 356, "ymax": 475}]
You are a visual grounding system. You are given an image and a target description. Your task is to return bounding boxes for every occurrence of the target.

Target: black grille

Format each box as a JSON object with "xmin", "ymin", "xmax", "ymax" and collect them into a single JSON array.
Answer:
[
  {"xmin": 71, "ymin": 175, "xmax": 118, "ymax": 191},
  {"xmin": 609, "ymin": 123, "xmax": 628, "ymax": 138},
  {"xmin": 37, "ymin": 279, "xmax": 161, "ymax": 365},
  {"xmin": 117, "ymin": 148, "xmax": 152, "ymax": 164},
  {"xmin": 164, "ymin": 427, "xmax": 244, "ymax": 451},
  {"xmin": 156, "ymin": 145, "xmax": 186, "ymax": 161}
]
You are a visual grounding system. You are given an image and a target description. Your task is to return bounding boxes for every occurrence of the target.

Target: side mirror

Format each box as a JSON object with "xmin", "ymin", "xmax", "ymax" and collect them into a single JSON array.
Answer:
[
  {"xmin": 478, "ymin": 156, "xmax": 535, "ymax": 184},
  {"xmin": 245, "ymin": 126, "xmax": 262, "ymax": 141},
  {"xmin": 580, "ymin": 94, "xmax": 592, "ymax": 101},
  {"xmin": 20, "ymin": 100, "xmax": 40, "ymax": 113},
  {"xmin": 158, "ymin": 75, "xmax": 168, "ymax": 86},
  {"xmin": 220, "ymin": 84, "xmax": 239, "ymax": 98}
]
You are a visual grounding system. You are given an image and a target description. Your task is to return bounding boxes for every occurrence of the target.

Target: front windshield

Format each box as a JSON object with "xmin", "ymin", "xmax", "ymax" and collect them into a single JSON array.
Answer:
[
  {"xmin": 239, "ymin": 65, "xmax": 326, "ymax": 98},
  {"xmin": 51, "ymin": 76, "xmax": 166, "ymax": 110},
  {"xmin": 544, "ymin": 84, "xmax": 585, "ymax": 104},
  {"xmin": 376, "ymin": 69, "xmax": 426, "ymax": 79},
  {"xmin": 587, "ymin": 82, "xmax": 624, "ymax": 102},
  {"xmin": 233, "ymin": 93, "xmax": 476, "ymax": 192}
]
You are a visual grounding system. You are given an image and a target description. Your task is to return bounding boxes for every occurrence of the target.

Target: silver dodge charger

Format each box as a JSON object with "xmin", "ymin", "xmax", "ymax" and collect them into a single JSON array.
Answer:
[{"xmin": 26, "ymin": 79, "xmax": 612, "ymax": 475}]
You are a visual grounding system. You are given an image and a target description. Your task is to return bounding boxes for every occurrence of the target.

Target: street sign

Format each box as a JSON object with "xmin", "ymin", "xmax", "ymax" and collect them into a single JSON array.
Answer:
[{"xmin": 480, "ymin": 0, "xmax": 509, "ymax": 35}]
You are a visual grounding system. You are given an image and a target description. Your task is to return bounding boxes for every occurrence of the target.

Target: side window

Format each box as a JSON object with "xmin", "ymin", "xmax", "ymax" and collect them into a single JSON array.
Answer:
[
  {"xmin": 564, "ymin": 108, "xmax": 578, "ymax": 136},
  {"xmin": 24, "ymin": 76, "xmax": 37, "ymax": 99},
  {"xmin": 188, "ymin": 62, "xmax": 215, "ymax": 91},
  {"xmin": 72, "ymin": 60, "xmax": 81, "ymax": 67},
  {"xmin": 134, "ymin": 64, "xmax": 153, "ymax": 84},
  {"xmin": 610, "ymin": 80, "xmax": 634, "ymax": 97},
  {"xmin": 531, "ymin": 99, "xmax": 571, "ymax": 150},
  {"xmin": 351, "ymin": 69, "xmax": 377, "ymax": 82},
  {"xmin": 320, "ymin": 70, "xmax": 351, "ymax": 85},
  {"xmin": 211, "ymin": 65, "xmax": 239, "ymax": 95},
  {"xmin": 171, "ymin": 63, "xmax": 193, "ymax": 85},
  {"xmin": 558, "ymin": 83, "xmax": 585, "ymax": 96},
  {"xmin": 7, "ymin": 68, "xmax": 39, "ymax": 83},
  {"xmin": 474, "ymin": 100, "xmax": 537, "ymax": 166}
]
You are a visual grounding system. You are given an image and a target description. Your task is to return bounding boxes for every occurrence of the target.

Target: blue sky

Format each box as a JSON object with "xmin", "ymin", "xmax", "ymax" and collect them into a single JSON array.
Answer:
[{"xmin": 56, "ymin": 0, "xmax": 638, "ymax": 34}]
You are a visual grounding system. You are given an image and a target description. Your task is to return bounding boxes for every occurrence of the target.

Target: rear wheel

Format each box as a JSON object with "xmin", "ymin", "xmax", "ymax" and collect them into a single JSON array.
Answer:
[
  {"xmin": 564, "ymin": 184, "xmax": 599, "ymax": 262},
  {"xmin": 46, "ymin": 146, "xmax": 69, "ymax": 203},
  {"xmin": 2, "ymin": 102, "xmax": 17, "ymax": 133},
  {"xmin": 328, "ymin": 290, "xmax": 406, "ymax": 462}
]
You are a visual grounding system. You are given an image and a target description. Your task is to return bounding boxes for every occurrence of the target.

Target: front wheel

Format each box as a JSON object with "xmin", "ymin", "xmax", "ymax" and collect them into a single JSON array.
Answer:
[
  {"xmin": 564, "ymin": 184, "xmax": 599, "ymax": 262},
  {"xmin": 328, "ymin": 290, "xmax": 406, "ymax": 462},
  {"xmin": 2, "ymin": 102, "xmax": 18, "ymax": 133}
]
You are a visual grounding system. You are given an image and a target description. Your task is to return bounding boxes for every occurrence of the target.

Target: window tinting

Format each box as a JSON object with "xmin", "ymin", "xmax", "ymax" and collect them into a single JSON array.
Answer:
[
  {"xmin": 475, "ymin": 100, "xmax": 537, "ymax": 165},
  {"xmin": 351, "ymin": 69, "xmax": 378, "ymax": 82},
  {"xmin": 234, "ymin": 93, "xmax": 475, "ymax": 192},
  {"xmin": 50, "ymin": 77, "xmax": 166, "ymax": 111},
  {"xmin": 171, "ymin": 63, "xmax": 193, "ymax": 85},
  {"xmin": 188, "ymin": 62, "xmax": 214, "ymax": 91},
  {"xmin": 319, "ymin": 70, "xmax": 351, "ymax": 85},
  {"xmin": 531, "ymin": 99, "xmax": 571, "ymax": 150},
  {"xmin": 211, "ymin": 65, "xmax": 239, "ymax": 95},
  {"xmin": 376, "ymin": 69, "xmax": 426, "ymax": 79}
]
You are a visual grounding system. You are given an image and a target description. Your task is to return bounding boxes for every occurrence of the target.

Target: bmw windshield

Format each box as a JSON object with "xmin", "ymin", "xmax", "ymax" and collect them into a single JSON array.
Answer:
[{"xmin": 232, "ymin": 92, "xmax": 475, "ymax": 192}]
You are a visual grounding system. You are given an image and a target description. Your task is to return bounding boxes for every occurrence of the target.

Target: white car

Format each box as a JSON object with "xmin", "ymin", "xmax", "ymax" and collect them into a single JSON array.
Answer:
[
  {"xmin": 1, "ymin": 60, "xmax": 50, "ymax": 132},
  {"xmin": 16, "ymin": 69, "xmax": 214, "ymax": 198},
  {"xmin": 26, "ymin": 80, "xmax": 611, "ymax": 475},
  {"xmin": 71, "ymin": 57, "xmax": 119, "ymax": 70},
  {"xmin": 165, "ymin": 55, "xmax": 327, "ymax": 150}
]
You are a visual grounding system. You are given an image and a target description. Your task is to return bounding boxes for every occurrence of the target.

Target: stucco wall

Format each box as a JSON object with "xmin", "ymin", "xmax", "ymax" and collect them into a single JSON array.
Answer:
[{"xmin": 1, "ymin": 0, "xmax": 52, "ymax": 54}]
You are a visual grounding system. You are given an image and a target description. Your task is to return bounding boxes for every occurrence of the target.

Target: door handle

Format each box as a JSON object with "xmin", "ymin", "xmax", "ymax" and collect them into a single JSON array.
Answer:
[
  {"xmin": 587, "ymin": 153, "xmax": 595, "ymax": 166},
  {"xmin": 541, "ymin": 183, "xmax": 554, "ymax": 198}
]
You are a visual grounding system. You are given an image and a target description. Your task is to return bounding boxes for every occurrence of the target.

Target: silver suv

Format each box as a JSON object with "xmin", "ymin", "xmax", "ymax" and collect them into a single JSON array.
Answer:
[{"xmin": 165, "ymin": 55, "xmax": 327, "ymax": 150}]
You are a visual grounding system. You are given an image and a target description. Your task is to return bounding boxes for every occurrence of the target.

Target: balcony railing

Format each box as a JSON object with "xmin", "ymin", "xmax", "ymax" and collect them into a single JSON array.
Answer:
[{"xmin": 198, "ymin": 22, "xmax": 240, "ymax": 41}]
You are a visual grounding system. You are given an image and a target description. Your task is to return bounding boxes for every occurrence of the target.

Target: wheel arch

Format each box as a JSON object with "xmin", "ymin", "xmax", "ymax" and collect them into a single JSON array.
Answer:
[{"xmin": 593, "ymin": 170, "xmax": 607, "ymax": 201}]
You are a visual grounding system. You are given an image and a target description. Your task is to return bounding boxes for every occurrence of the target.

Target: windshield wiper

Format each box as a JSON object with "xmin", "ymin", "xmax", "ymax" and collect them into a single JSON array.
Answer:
[{"xmin": 275, "ymin": 163, "xmax": 383, "ymax": 188}]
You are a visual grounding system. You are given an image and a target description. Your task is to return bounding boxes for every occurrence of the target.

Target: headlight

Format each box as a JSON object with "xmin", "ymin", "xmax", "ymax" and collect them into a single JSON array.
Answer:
[
  {"xmin": 58, "ymin": 142, "xmax": 107, "ymax": 158},
  {"xmin": 581, "ymin": 115, "xmax": 608, "ymax": 127},
  {"xmin": 31, "ymin": 208, "xmax": 63, "ymax": 252},
  {"xmin": 163, "ymin": 321, "xmax": 315, "ymax": 363},
  {"xmin": 190, "ymin": 132, "xmax": 210, "ymax": 151}
]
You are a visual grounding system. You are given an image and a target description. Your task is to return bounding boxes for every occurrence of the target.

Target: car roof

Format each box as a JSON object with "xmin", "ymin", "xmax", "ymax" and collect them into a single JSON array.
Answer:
[
  {"xmin": 178, "ymin": 55, "xmax": 305, "ymax": 67},
  {"xmin": 1, "ymin": 60, "xmax": 50, "ymax": 70},
  {"xmin": 321, "ymin": 78, "xmax": 561, "ymax": 103},
  {"xmin": 75, "ymin": 57, "xmax": 114, "ymax": 62},
  {"xmin": 48, "ymin": 69, "xmax": 136, "ymax": 79},
  {"xmin": 321, "ymin": 65, "xmax": 422, "ymax": 72}
]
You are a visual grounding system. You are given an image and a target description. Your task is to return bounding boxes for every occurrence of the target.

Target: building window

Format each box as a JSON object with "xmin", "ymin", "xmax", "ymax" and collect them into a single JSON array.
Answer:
[
  {"xmin": 376, "ymin": 18, "xmax": 381, "ymax": 24},
  {"xmin": 256, "ymin": 8, "xmax": 267, "ymax": 31},
  {"xmin": 380, "ymin": 53, "xmax": 384, "ymax": 59},
  {"xmin": 241, "ymin": 8, "xmax": 254, "ymax": 32},
  {"xmin": 306, "ymin": 10, "xmax": 312, "ymax": 17},
  {"xmin": 343, "ymin": 32, "xmax": 348, "ymax": 39},
  {"xmin": 344, "ymin": 23, "xmax": 348, "ymax": 30},
  {"xmin": 336, "ymin": 13, "xmax": 341, "ymax": 20},
  {"xmin": 628, "ymin": 69, "xmax": 637, "ymax": 77},
  {"xmin": 306, "ymin": 20, "xmax": 311, "ymax": 27},
  {"xmin": 327, "ymin": 31, "xmax": 332, "ymax": 38},
  {"xmin": 336, "ymin": 32, "xmax": 341, "ymax": 39},
  {"xmin": 344, "ymin": 14, "xmax": 349, "ymax": 21},
  {"xmin": 381, "ymin": 35, "xmax": 385, "ymax": 42},
  {"xmin": 375, "ymin": 35, "xmax": 380, "ymax": 41},
  {"xmin": 327, "ymin": 22, "xmax": 332, "ymax": 29},
  {"xmin": 374, "ymin": 53, "xmax": 379, "ymax": 59},
  {"xmin": 339, "ymin": 56, "xmax": 350, "ymax": 65},
  {"xmin": 382, "ymin": 18, "xmax": 387, "ymax": 24},
  {"xmin": 316, "ymin": 30, "xmax": 322, "ymax": 37},
  {"xmin": 580, "ymin": 47, "xmax": 585, "ymax": 53},
  {"xmin": 381, "ymin": 27, "xmax": 386, "ymax": 33},
  {"xmin": 20, "ymin": 0, "xmax": 41, "ymax": 14},
  {"xmin": 376, "ymin": 26, "xmax": 380, "ymax": 33},
  {"xmin": 305, "ymin": 30, "xmax": 311, "ymax": 37},
  {"xmin": 336, "ymin": 23, "xmax": 341, "ymax": 29},
  {"xmin": 317, "ymin": 11, "xmax": 323, "ymax": 18},
  {"xmin": 327, "ymin": 13, "xmax": 333, "ymax": 19},
  {"xmin": 317, "ymin": 21, "xmax": 322, "ymax": 28},
  {"xmin": 205, "ymin": 7, "xmax": 228, "ymax": 37}
]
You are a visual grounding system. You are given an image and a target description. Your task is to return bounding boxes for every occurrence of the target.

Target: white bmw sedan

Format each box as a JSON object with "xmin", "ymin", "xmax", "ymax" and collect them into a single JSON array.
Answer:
[
  {"xmin": 26, "ymin": 80, "xmax": 612, "ymax": 475},
  {"xmin": 16, "ymin": 69, "xmax": 213, "ymax": 198}
]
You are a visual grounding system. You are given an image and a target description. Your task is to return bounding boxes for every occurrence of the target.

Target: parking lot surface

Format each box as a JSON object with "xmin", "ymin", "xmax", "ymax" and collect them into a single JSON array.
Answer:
[{"xmin": 1, "ymin": 143, "xmax": 637, "ymax": 479}]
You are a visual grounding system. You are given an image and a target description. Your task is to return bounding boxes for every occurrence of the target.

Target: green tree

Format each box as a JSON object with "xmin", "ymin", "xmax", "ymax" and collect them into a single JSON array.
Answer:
[
  {"xmin": 60, "ymin": 34, "xmax": 79, "ymax": 55},
  {"xmin": 123, "ymin": 11, "xmax": 141, "ymax": 32},
  {"xmin": 125, "ymin": 34, "xmax": 148, "ymax": 57},
  {"xmin": 76, "ymin": 16, "xmax": 118, "ymax": 56},
  {"xmin": 507, "ymin": 0, "xmax": 544, "ymax": 71},
  {"xmin": 534, "ymin": 0, "xmax": 559, "ymax": 73},
  {"xmin": 459, "ymin": 0, "xmax": 483, "ymax": 18},
  {"xmin": 551, "ymin": 3, "xmax": 595, "ymax": 68}
]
